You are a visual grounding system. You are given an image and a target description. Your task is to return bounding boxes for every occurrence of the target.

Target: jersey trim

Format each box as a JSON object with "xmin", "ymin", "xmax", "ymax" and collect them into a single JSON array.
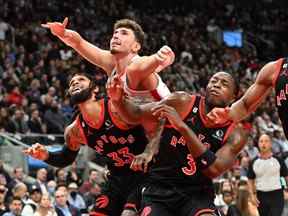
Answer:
[
  {"xmin": 272, "ymin": 58, "xmax": 284, "ymax": 88},
  {"xmin": 75, "ymin": 115, "xmax": 88, "ymax": 145}
]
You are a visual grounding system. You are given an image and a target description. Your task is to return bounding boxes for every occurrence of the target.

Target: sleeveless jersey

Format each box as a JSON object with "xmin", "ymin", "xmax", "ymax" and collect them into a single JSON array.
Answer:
[
  {"xmin": 274, "ymin": 58, "xmax": 288, "ymax": 138},
  {"xmin": 111, "ymin": 55, "xmax": 171, "ymax": 104},
  {"xmin": 76, "ymin": 98, "xmax": 148, "ymax": 175},
  {"xmin": 149, "ymin": 96, "xmax": 235, "ymax": 193}
]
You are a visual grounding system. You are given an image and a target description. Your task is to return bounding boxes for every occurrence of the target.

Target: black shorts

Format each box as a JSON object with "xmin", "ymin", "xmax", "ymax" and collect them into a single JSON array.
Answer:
[
  {"xmin": 140, "ymin": 183, "xmax": 220, "ymax": 216},
  {"xmin": 90, "ymin": 173, "xmax": 146, "ymax": 216}
]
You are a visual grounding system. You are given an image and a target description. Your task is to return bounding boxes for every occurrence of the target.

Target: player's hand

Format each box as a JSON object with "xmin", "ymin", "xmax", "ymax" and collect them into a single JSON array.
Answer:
[
  {"xmin": 155, "ymin": 45, "xmax": 175, "ymax": 73},
  {"xmin": 23, "ymin": 143, "xmax": 49, "ymax": 161},
  {"xmin": 106, "ymin": 75, "xmax": 124, "ymax": 102},
  {"xmin": 130, "ymin": 151, "xmax": 153, "ymax": 173},
  {"xmin": 151, "ymin": 104, "xmax": 185, "ymax": 130},
  {"xmin": 42, "ymin": 17, "xmax": 81, "ymax": 48},
  {"xmin": 206, "ymin": 107, "xmax": 231, "ymax": 126}
]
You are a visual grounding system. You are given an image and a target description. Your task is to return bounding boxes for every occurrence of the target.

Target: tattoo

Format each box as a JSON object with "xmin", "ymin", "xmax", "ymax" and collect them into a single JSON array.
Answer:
[
  {"xmin": 226, "ymin": 127, "xmax": 247, "ymax": 155},
  {"xmin": 144, "ymin": 119, "xmax": 165, "ymax": 155},
  {"xmin": 65, "ymin": 124, "xmax": 82, "ymax": 151}
]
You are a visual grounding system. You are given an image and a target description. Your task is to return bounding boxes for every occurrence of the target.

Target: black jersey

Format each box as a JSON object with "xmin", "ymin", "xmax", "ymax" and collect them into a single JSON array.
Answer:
[
  {"xmin": 274, "ymin": 58, "xmax": 288, "ymax": 138},
  {"xmin": 76, "ymin": 98, "xmax": 148, "ymax": 175},
  {"xmin": 149, "ymin": 96, "xmax": 235, "ymax": 193}
]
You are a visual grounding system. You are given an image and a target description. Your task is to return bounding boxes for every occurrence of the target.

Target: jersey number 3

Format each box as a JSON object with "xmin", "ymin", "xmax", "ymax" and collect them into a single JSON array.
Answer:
[{"xmin": 182, "ymin": 154, "xmax": 196, "ymax": 176}]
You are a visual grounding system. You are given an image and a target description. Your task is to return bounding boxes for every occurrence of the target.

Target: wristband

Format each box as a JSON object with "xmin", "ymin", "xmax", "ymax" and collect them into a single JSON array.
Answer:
[{"xmin": 195, "ymin": 149, "xmax": 217, "ymax": 170}]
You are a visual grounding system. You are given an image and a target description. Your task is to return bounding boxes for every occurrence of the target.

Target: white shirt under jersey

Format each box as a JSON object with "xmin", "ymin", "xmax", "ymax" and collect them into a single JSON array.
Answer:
[{"xmin": 111, "ymin": 55, "xmax": 171, "ymax": 104}]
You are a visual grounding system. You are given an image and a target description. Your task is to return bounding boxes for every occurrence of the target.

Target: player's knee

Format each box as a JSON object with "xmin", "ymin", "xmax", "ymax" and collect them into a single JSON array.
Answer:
[{"xmin": 121, "ymin": 209, "xmax": 138, "ymax": 216}]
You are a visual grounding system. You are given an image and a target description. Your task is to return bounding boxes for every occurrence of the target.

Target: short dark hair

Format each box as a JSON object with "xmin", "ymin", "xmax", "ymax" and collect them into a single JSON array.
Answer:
[
  {"xmin": 89, "ymin": 169, "xmax": 98, "ymax": 175},
  {"xmin": 114, "ymin": 19, "xmax": 145, "ymax": 47},
  {"xmin": 8, "ymin": 196, "xmax": 22, "ymax": 205}
]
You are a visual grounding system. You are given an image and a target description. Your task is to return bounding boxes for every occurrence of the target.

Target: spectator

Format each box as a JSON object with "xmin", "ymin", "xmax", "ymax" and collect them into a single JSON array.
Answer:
[
  {"xmin": 34, "ymin": 193, "xmax": 57, "ymax": 216},
  {"xmin": 5, "ymin": 86, "xmax": 24, "ymax": 107},
  {"xmin": 6, "ymin": 108, "xmax": 29, "ymax": 133},
  {"xmin": 79, "ymin": 169, "xmax": 102, "ymax": 195},
  {"xmin": 21, "ymin": 184, "xmax": 42, "ymax": 216},
  {"xmin": 7, "ymin": 167, "xmax": 25, "ymax": 191},
  {"xmin": 0, "ymin": 185, "xmax": 8, "ymax": 215},
  {"xmin": 54, "ymin": 189, "xmax": 81, "ymax": 216},
  {"xmin": 2, "ymin": 196, "xmax": 22, "ymax": 216},
  {"xmin": 67, "ymin": 182, "xmax": 86, "ymax": 213},
  {"xmin": 27, "ymin": 109, "xmax": 46, "ymax": 134},
  {"xmin": 11, "ymin": 182, "xmax": 28, "ymax": 203},
  {"xmin": 244, "ymin": 136, "xmax": 259, "ymax": 160},
  {"xmin": 227, "ymin": 180, "xmax": 259, "ymax": 216},
  {"xmin": 55, "ymin": 168, "xmax": 67, "ymax": 186},
  {"xmin": 43, "ymin": 100, "xmax": 66, "ymax": 134},
  {"xmin": 35, "ymin": 168, "xmax": 49, "ymax": 195}
]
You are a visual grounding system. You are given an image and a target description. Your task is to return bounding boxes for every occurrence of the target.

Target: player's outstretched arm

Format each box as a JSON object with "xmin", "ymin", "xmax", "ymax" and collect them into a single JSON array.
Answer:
[
  {"xmin": 126, "ymin": 45, "xmax": 175, "ymax": 89},
  {"xmin": 42, "ymin": 17, "xmax": 114, "ymax": 75},
  {"xmin": 228, "ymin": 61, "xmax": 277, "ymax": 121},
  {"xmin": 23, "ymin": 120, "xmax": 84, "ymax": 168},
  {"xmin": 208, "ymin": 60, "xmax": 281, "ymax": 125}
]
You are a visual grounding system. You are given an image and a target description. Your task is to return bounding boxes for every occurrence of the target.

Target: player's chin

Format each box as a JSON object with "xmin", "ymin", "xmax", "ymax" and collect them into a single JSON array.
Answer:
[
  {"xmin": 207, "ymin": 96, "xmax": 226, "ymax": 108},
  {"xmin": 110, "ymin": 48, "xmax": 121, "ymax": 54}
]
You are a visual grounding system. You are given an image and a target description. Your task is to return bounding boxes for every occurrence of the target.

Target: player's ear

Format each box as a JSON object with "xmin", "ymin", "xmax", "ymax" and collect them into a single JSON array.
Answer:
[
  {"xmin": 93, "ymin": 86, "xmax": 99, "ymax": 94},
  {"xmin": 132, "ymin": 41, "xmax": 141, "ymax": 53}
]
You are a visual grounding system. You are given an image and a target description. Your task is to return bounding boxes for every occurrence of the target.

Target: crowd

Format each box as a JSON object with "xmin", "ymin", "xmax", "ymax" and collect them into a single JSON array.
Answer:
[
  {"xmin": 0, "ymin": 0, "xmax": 288, "ymax": 215},
  {"xmin": 0, "ymin": 161, "xmax": 105, "ymax": 215}
]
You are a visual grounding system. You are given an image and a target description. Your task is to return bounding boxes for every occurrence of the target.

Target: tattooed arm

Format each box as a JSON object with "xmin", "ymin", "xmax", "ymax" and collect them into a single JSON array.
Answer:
[
  {"xmin": 23, "ymin": 120, "xmax": 86, "ymax": 168},
  {"xmin": 130, "ymin": 119, "xmax": 165, "ymax": 172},
  {"xmin": 201, "ymin": 126, "xmax": 248, "ymax": 178}
]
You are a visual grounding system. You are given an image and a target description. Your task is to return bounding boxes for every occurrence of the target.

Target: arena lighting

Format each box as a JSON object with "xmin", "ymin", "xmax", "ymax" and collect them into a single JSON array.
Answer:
[{"xmin": 223, "ymin": 30, "xmax": 243, "ymax": 48}]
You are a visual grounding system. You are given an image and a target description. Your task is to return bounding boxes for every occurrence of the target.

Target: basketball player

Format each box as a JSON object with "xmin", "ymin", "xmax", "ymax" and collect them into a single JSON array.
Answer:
[
  {"xmin": 42, "ymin": 18, "xmax": 174, "ymax": 104},
  {"xmin": 24, "ymin": 72, "xmax": 161, "ymax": 216},
  {"xmin": 207, "ymin": 58, "xmax": 288, "ymax": 138},
  {"xmin": 43, "ymin": 18, "xmax": 173, "ymax": 171},
  {"xmin": 107, "ymin": 72, "xmax": 247, "ymax": 215}
]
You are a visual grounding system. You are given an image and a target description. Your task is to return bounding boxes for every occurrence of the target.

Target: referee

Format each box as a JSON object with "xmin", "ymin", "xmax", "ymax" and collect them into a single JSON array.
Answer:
[{"xmin": 248, "ymin": 133, "xmax": 288, "ymax": 216}]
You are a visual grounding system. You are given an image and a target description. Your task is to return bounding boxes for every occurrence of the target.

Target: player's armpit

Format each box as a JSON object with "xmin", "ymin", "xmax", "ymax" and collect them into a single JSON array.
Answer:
[{"xmin": 202, "ymin": 125, "xmax": 248, "ymax": 178}]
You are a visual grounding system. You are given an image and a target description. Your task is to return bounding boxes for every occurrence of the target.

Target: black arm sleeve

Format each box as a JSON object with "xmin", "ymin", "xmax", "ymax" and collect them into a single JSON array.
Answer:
[{"xmin": 44, "ymin": 145, "xmax": 79, "ymax": 168}]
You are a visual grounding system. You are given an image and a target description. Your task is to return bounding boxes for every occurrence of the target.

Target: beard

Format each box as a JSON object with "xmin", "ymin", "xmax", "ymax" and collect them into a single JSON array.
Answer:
[
  {"xmin": 110, "ymin": 48, "xmax": 120, "ymax": 55},
  {"xmin": 70, "ymin": 88, "xmax": 92, "ymax": 105}
]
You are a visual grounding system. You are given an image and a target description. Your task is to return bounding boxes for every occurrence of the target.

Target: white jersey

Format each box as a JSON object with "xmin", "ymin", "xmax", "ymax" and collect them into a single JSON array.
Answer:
[{"xmin": 112, "ymin": 55, "xmax": 171, "ymax": 104}]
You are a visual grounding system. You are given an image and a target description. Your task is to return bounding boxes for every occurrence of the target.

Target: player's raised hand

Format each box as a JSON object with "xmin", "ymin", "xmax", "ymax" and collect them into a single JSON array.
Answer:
[
  {"xmin": 23, "ymin": 143, "xmax": 49, "ymax": 161},
  {"xmin": 151, "ymin": 104, "xmax": 185, "ymax": 130},
  {"xmin": 41, "ymin": 17, "xmax": 68, "ymax": 37},
  {"xmin": 155, "ymin": 45, "xmax": 175, "ymax": 73},
  {"xmin": 206, "ymin": 107, "xmax": 231, "ymax": 126},
  {"xmin": 41, "ymin": 17, "xmax": 81, "ymax": 48},
  {"xmin": 106, "ymin": 75, "xmax": 124, "ymax": 102}
]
